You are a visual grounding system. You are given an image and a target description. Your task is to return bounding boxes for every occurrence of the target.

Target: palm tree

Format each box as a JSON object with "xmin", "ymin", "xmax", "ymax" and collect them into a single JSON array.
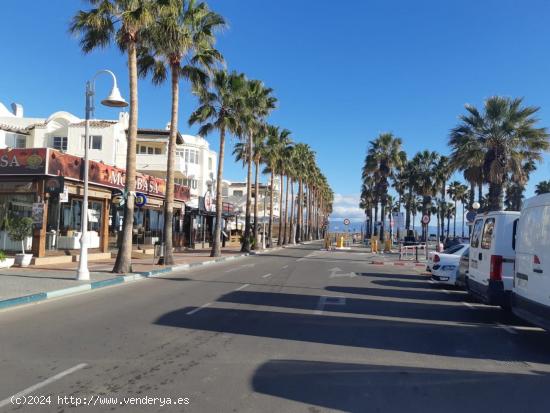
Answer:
[
  {"xmin": 363, "ymin": 133, "xmax": 405, "ymax": 242},
  {"xmin": 444, "ymin": 202, "xmax": 455, "ymax": 238},
  {"xmin": 410, "ymin": 150, "xmax": 440, "ymax": 241},
  {"xmin": 138, "ymin": 0, "xmax": 224, "ymax": 265},
  {"xmin": 71, "ymin": 0, "xmax": 156, "ymax": 273},
  {"xmin": 275, "ymin": 131, "xmax": 292, "ymax": 245},
  {"xmin": 447, "ymin": 181, "xmax": 468, "ymax": 238},
  {"xmin": 281, "ymin": 143, "xmax": 295, "ymax": 244},
  {"xmin": 505, "ymin": 159, "xmax": 536, "ymax": 211},
  {"xmin": 189, "ymin": 70, "xmax": 246, "ymax": 257},
  {"xmin": 450, "ymin": 96, "xmax": 549, "ymax": 211},
  {"xmin": 360, "ymin": 176, "xmax": 376, "ymax": 237},
  {"xmin": 293, "ymin": 143, "xmax": 313, "ymax": 243},
  {"xmin": 535, "ymin": 180, "xmax": 550, "ymax": 195},
  {"xmin": 240, "ymin": 80, "xmax": 276, "ymax": 253}
]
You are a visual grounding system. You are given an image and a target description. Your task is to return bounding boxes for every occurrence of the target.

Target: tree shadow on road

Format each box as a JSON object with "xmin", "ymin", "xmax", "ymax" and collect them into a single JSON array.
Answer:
[
  {"xmin": 251, "ymin": 359, "xmax": 550, "ymax": 413},
  {"xmin": 357, "ymin": 271, "xmax": 428, "ymax": 281},
  {"xmin": 325, "ymin": 285, "xmax": 466, "ymax": 302}
]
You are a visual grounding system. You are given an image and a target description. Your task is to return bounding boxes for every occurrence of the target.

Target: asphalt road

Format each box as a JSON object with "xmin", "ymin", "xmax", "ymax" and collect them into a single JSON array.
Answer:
[{"xmin": 1, "ymin": 243, "xmax": 550, "ymax": 413}]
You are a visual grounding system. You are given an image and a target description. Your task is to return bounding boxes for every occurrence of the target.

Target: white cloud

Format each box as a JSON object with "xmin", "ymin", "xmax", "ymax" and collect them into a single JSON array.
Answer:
[{"xmin": 331, "ymin": 193, "xmax": 365, "ymax": 220}]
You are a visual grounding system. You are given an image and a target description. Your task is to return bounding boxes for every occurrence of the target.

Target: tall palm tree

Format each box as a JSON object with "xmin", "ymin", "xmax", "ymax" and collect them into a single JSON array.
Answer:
[
  {"xmin": 363, "ymin": 133, "xmax": 405, "ymax": 242},
  {"xmin": 275, "ymin": 131, "xmax": 292, "ymax": 245},
  {"xmin": 189, "ymin": 70, "xmax": 246, "ymax": 257},
  {"xmin": 71, "ymin": 0, "xmax": 156, "ymax": 273},
  {"xmin": 262, "ymin": 126, "xmax": 285, "ymax": 247},
  {"xmin": 535, "ymin": 180, "xmax": 550, "ymax": 195},
  {"xmin": 138, "ymin": 0, "xmax": 224, "ymax": 265},
  {"xmin": 293, "ymin": 143, "xmax": 313, "ymax": 243},
  {"xmin": 447, "ymin": 181, "xmax": 467, "ymax": 238},
  {"xmin": 240, "ymin": 81, "xmax": 276, "ymax": 253},
  {"xmin": 281, "ymin": 143, "xmax": 295, "ymax": 244},
  {"xmin": 411, "ymin": 150, "xmax": 440, "ymax": 241},
  {"xmin": 505, "ymin": 159, "xmax": 536, "ymax": 211},
  {"xmin": 450, "ymin": 96, "xmax": 549, "ymax": 211}
]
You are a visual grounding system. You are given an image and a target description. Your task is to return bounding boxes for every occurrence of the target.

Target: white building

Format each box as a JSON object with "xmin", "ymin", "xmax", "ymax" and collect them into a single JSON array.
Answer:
[{"xmin": 0, "ymin": 101, "xmax": 129, "ymax": 167}]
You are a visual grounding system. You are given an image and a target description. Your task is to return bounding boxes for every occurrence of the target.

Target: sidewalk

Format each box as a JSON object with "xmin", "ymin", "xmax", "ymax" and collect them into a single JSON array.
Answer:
[
  {"xmin": 329, "ymin": 242, "xmax": 429, "ymax": 268},
  {"xmin": 0, "ymin": 246, "xmax": 247, "ymax": 303}
]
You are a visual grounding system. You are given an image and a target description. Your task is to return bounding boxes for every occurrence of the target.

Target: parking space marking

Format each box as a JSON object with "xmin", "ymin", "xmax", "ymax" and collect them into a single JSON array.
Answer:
[
  {"xmin": 235, "ymin": 284, "xmax": 249, "ymax": 291},
  {"xmin": 496, "ymin": 323, "xmax": 518, "ymax": 335},
  {"xmin": 186, "ymin": 302, "xmax": 212, "ymax": 315},
  {"xmin": 262, "ymin": 273, "xmax": 272, "ymax": 278},
  {"xmin": 462, "ymin": 302, "xmax": 475, "ymax": 309},
  {"xmin": 0, "ymin": 363, "xmax": 88, "ymax": 408},
  {"xmin": 314, "ymin": 295, "xmax": 346, "ymax": 315}
]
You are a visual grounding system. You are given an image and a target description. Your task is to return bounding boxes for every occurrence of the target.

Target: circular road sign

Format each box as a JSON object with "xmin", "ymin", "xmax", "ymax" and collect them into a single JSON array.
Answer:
[
  {"xmin": 135, "ymin": 192, "xmax": 147, "ymax": 208},
  {"xmin": 421, "ymin": 215, "xmax": 431, "ymax": 225},
  {"xmin": 343, "ymin": 218, "xmax": 351, "ymax": 226},
  {"xmin": 466, "ymin": 211, "xmax": 477, "ymax": 222}
]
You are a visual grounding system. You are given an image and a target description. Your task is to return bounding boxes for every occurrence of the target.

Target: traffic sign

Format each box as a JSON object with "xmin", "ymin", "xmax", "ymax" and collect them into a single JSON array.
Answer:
[
  {"xmin": 343, "ymin": 218, "xmax": 351, "ymax": 226},
  {"xmin": 421, "ymin": 215, "xmax": 430, "ymax": 225}
]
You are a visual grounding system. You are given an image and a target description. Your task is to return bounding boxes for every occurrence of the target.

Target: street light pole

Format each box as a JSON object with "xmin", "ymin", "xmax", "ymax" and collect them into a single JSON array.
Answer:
[
  {"xmin": 76, "ymin": 70, "xmax": 127, "ymax": 281},
  {"xmin": 262, "ymin": 188, "xmax": 267, "ymax": 249}
]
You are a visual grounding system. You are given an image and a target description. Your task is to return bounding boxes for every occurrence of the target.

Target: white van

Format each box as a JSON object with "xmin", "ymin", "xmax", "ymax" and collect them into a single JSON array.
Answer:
[
  {"xmin": 467, "ymin": 211, "xmax": 520, "ymax": 307},
  {"xmin": 512, "ymin": 194, "xmax": 550, "ymax": 330}
]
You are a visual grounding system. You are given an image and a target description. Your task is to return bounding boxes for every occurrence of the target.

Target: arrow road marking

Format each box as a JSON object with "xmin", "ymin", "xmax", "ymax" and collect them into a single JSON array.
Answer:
[{"xmin": 328, "ymin": 267, "xmax": 357, "ymax": 278}]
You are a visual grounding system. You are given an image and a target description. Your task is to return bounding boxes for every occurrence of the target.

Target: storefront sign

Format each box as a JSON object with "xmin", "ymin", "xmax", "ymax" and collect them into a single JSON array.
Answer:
[
  {"xmin": 0, "ymin": 148, "xmax": 47, "ymax": 175},
  {"xmin": 47, "ymin": 150, "xmax": 190, "ymax": 202},
  {"xmin": 59, "ymin": 186, "xmax": 69, "ymax": 203},
  {"xmin": 135, "ymin": 192, "xmax": 147, "ymax": 208},
  {"xmin": 32, "ymin": 202, "xmax": 45, "ymax": 228},
  {"xmin": 204, "ymin": 191, "xmax": 213, "ymax": 212}
]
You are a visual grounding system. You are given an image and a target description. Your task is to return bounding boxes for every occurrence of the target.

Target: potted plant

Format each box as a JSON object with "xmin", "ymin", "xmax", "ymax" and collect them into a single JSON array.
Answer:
[
  {"xmin": 0, "ymin": 250, "xmax": 14, "ymax": 269},
  {"xmin": 8, "ymin": 216, "xmax": 34, "ymax": 267}
]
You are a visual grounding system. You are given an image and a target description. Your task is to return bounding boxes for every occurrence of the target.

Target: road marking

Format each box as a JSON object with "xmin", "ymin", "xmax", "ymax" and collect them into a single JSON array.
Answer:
[
  {"xmin": 328, "ymin": 267, "xmax": 356, "ymax": 278},
  {"xmin": 235, "ymin": 284, "xmax": 249, "ymax": 291},
  {"xmin": 497, "ymin": 323, "xmax": 518, "ymax": 335},
  {"xmin": 262, "ymin": 273, "xmax": 272, "ymax": 278},
  {"xmin": 462, "ymin": 302, "xmax": 475, "ymax": 309},
  {"xmin": 282, "ymin": 265, "xmax": 288, "ymax": 269},
  {"xmin": 0, "ymin": 363, "xmax": 88, "ymax": 408},
  {"xmin": 314, "ymin": 296, "xmax": 346, "ymax": 315},
  {"xmin": 186, "ymin": 303, "xmax": 212, "ymax": 315},
  {"xmin": 224, "ymin": 263, "xmax": 255, "ymax": 273},
  {"xmin": 441, "ymin": 289, "xmax": 450, "ymax": 294},
  {"xmin": 314, "ymin": 296, "xmax": 327, "ymax": 315}
]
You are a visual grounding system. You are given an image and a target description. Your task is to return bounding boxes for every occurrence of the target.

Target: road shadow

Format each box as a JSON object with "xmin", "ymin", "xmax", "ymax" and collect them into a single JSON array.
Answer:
[
  {"xmin": 251, "ymin": 359, "xmax": 550, "ymax": 413},
  {"xmin": 325, "ymin": 285, "xmax": 466, "ymax": 302},
  {"xmin": 215, "ymin": 290, "xmax": 508, "ymax": 325},
  {"xmin": 372, "ymin": 279, "xmax": 436, "ymax": 289},
  {"xmin": 154, "ymin": 306, "xmax": 550, "ymax": 363}
]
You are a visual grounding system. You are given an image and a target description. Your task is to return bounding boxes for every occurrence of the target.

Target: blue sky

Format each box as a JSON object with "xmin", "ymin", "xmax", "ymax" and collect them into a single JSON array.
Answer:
[{"xmin": 2, "ymin": 0, "xmax": 550, "ymax": 221}]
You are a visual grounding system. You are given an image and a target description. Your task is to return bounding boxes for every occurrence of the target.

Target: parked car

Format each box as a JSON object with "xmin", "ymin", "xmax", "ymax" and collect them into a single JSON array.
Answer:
[
  {"xmin": 456, "ymin": 248, "xmax": 470, "ymax": 289},
  {"xmin": 468, "ymin": 211, "xmax": 520, "ymax": 308},
  {"xmin": 428, "ymin": 234, "xmax": 437, "ymax": 241},
  {"xmin": 512, "ymin": 194, "xmax": 550, "ymax": 330},
  {"xmin": 427, "ymin": 243, "xmax": 468, "ymax": 273},
  {"xmin": 431, "ymin": 246, "xmax": 470, "ymax": 286}
]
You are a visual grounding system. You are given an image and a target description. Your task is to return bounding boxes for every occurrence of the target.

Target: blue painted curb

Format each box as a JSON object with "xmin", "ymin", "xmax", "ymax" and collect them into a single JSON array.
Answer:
[{"xmin": 0, "ymin": 292, "xmax": 47, "ymax": 309}]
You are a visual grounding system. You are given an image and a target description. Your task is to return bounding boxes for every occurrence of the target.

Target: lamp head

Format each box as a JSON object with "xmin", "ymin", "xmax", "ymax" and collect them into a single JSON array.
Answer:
[
  {"xmin": 101, "ymin": 84, "xmax": 128, "ymax": 108},
  {"xmin": 472, "ymin": 201, "xmax": 481, "ymax": 210}
]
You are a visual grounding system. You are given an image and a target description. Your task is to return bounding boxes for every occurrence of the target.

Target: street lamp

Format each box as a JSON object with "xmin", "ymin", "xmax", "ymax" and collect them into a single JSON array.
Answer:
[
  {"xmin": 76, "ymin": 70, "xmax": 127, "ymax": 281},
  {"xmin": 472, "ymin": 201, "xmax": 481, "ymax": 211}
]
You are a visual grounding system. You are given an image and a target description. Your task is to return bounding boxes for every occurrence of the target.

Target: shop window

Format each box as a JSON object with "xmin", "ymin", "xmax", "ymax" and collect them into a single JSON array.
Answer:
[
  {"xmin": 148, "ymin": 146, "xmax": 154, "ymax": 154},
  {"xmin": 155, "ymin": 147, "xmax": 161, "ymax": 154},
  {"xmin": 52, "ymin": 136, "xmax": 68, "ymax": 151},
  {"xmin": 233, "ymin": 190, "xmax": 243, "ymax": 197}
]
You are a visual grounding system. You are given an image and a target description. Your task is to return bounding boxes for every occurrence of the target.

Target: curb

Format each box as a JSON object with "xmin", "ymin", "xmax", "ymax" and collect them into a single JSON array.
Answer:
[
  {"xmin": 370, "ymin": 260, "xmax": 427, "ymax": 268},
  {"xmin": 0, "ymin": 250, "xmax": 264, "ymax": 312}
]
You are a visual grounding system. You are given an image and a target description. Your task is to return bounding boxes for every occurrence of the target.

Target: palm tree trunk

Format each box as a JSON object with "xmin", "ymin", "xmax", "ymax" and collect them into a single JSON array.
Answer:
[
  {"xmin": 283, "ymin": 175, "xmax": 290, "ymax": 244},
  {"xmin": 478, "ymin": 182, "xmax": 483, "ymax": 205},
  {"xmin": 469, "ymin": 181, "xmax": 475, "ymax": 208},
  {"xmin": 113, "ymin": 40, "xmax": 138, "ymax": 274},
  {"xmin": 373, "ymin": 203, "xmax": 379, "ymax": 236},
  {"xmin": 297, "ymin": 178, "xmax": 303, "ymax": 242},
  {"xmin": 379, "ymin": 201, "xmax": 386, "ymax": 242},
  {"xmin": 488, "ymin": 182, "xmax": 504, "ymax": 211},
  {"xmin": 268, "ymin": 168, "xmax": 275, "ymax": 247},
  {"xmin": 289, "ymin": 178, "xmax": 295, "ymax": 244},
  {"xmin": 210, "ymin": 127, "xmax": 226, "ymax": 257},
  {"xmin": 277, "ymin": 173, "xmax": 284, "ymax": 245},
  {"xmin": 462, "ymin": 202, "xmax": 466, "ymax": 238},
  {"xmin": 241, "ymin": 133, "xmax": 254, "ymax": 252},
  {"xmin": 161, "ymin": 63, "xmax": 179, "ymax": 266},
  {"xmin": 252, "ymin": 157, "xmax": 260, "ymax": 249},
  {"xmin": 453, "ymin": 200, "xmax": 457, "ymax": 238}
]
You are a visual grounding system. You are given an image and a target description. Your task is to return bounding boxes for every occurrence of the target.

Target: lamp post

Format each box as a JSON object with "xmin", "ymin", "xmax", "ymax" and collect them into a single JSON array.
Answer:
[
  {"xmin": 262, "ymin": 188, "xmax": 267, "ymax": 249},
  {"xmin": 76, "ymin": 70, "xmax": 127, "ymax": 281}
]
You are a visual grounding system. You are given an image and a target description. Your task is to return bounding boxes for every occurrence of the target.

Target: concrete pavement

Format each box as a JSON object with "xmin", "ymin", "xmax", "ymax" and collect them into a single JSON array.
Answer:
[{"xmin": 1, "ymin": 243, "xmax": 550, "ymax": 412}]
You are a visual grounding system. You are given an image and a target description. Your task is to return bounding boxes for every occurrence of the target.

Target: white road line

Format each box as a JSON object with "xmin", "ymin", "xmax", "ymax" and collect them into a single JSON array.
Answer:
[
  {"xmin": 0, "ymin": 363, "xmax": 88, "ymax": 408},
  {"xmin": 314, "ymin": 296, "xmax": 327, "ymax": 315},
  {"xmin": 235, "ymin": 284, "xmax": 250, "ymax": 291},
  {"xmin": 282, "ymin": 265, "xmax": 288, "ymax": 269},
  {"xmin": 441, "ymin": 289, "xmax": 450, "ymax": 294},
  {"xmin": 262, "ymin": 273, "xmax": 272, "ymax": 279},
  {"xmin": 186, "ymin": 303, "xmax": 212, "ymax": 315},
  {"xmin": 497, "ymin": 323, "xmax": 518, "ymax": 335},
  {"xmin": 462, "ymin": 302, "xmax": 475, "ymax": 309}
]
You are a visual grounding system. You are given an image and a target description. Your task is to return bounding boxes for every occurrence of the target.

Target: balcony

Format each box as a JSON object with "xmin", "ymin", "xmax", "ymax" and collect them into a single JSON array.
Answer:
[{"xmin": 136, "ymin": 154, "xmax": 186, "ymax": 176}]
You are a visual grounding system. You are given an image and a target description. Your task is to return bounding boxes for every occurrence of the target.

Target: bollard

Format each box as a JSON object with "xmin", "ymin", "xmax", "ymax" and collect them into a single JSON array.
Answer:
[{"xmin": 415, "ymin": 245, "xmax": 419, "ymax": 263}]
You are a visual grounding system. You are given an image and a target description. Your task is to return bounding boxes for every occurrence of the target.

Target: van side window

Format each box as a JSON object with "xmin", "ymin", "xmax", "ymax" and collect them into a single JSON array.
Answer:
[
  {"xmin": 512, "ymin": 219, "xmax": 518, "ymax": 250},
  {"xmin": 471, "ymin": 219, "xmax": 484, "ymax": 248},
  {"xmin": 481, "ymin": 218, "xmax": 495, "ymax": 249}
]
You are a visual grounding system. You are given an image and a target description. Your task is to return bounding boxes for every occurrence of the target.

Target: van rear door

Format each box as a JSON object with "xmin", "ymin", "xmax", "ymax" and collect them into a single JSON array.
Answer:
[{"xmin": 469, "ymin": 218, "xmax": 485, "ymax": 286}]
